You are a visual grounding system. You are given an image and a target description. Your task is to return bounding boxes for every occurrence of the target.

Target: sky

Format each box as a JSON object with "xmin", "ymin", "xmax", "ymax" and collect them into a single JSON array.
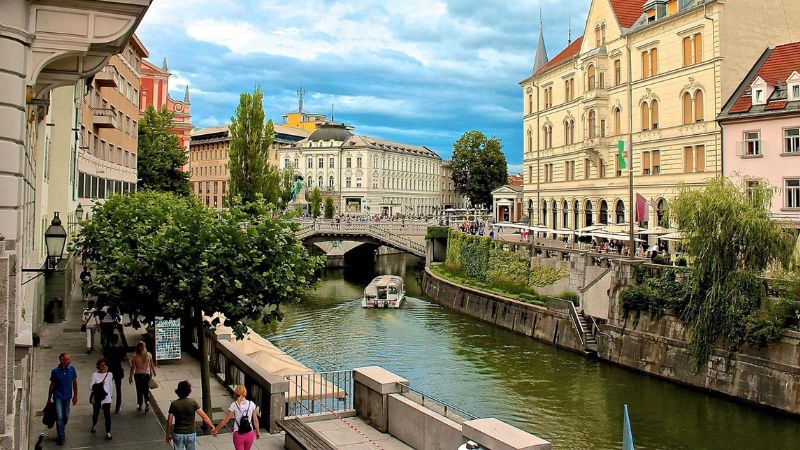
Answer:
[{"xmin": 135, "ymin": 0, "xmax": 591, "ymax": 173}]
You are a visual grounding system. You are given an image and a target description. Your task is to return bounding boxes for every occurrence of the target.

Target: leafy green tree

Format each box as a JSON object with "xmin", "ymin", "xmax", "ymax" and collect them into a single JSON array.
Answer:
[
  {"xmin": 227, "ymin": 87, "xmax": 281, "ymax": 205},
  {"xmin": 310, "ymin": 188, "xmax": 322, "ymax": 218},
  {"xmin": 324, "ymin": 197, "xmax": 335, "ymax": 219},
  {"xmin": 74, "ymin": 191, "xmax": 323, "ymax": 413},
  {"xmin": 137, "ymin": 106, "xmax": 191, "ymax": 195},
  {"xmin": 451, "ymin": 130, "xmax": 507, "ymax": 208},
  {"xmin": 670, "ymin": 177, "xmax": 795, "ymax": 370}
]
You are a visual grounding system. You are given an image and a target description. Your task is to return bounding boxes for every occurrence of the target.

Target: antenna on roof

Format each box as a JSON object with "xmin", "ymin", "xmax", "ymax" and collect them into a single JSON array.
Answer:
[
  {"xmin": 297, "ymin": 81, "xmax": 305, "ymax": 113},
  {"xmin": 568, "ymin": 13, "xmax": 572, "ymax": 44},
  {"xmin": 331, "ymin": 103, "xmax": 335, "ymax": 122}
]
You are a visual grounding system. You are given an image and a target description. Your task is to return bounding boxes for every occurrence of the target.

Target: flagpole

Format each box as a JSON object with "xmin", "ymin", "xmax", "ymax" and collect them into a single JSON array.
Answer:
[{"xmin": 627, "ymin": 38, "xmax": 635, "ymax": 260}]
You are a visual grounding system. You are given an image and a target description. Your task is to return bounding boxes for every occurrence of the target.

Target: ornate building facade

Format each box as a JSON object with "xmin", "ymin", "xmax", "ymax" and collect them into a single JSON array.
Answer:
[
  {"xmin": 277, "ymin": 123, "xmax": 442, "ymax": 216},
  {"xmin": 139, "ymin": 57, "xmax": 193, "ymax": 149},
  {"xmin": 521, "ymin": 0, "xmax": 800, "ymax": 233}
]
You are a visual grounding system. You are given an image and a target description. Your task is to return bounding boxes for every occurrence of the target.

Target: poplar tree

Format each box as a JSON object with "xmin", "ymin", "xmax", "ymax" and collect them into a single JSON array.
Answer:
[
  {"xmin": 227, "ymin": 87, "xmax": 280, "ymax": 205},
  {"xmin": 137, "ymin": 106, "xmax": 191, "ymax": 195}
]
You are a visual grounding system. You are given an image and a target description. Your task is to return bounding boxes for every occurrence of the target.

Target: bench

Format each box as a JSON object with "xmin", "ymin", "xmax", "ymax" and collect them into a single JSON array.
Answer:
[{"xmin": 276, "ymin": 418, "xmax": 336, "ymax": 450}]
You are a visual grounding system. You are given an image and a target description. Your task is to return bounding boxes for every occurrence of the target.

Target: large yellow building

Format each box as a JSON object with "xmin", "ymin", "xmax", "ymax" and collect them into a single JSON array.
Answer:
[{"xmin": 521, "ymin": 0, "xmax": 800, "ymax": 234}]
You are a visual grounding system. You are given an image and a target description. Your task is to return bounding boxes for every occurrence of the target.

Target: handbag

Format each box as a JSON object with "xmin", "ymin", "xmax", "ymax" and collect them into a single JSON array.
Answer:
[
  {"xmin": 91, "ymin": 373, "xmax": 109, "ymax": 404},
  {"xmin": 148, "ymin": 376, "xmax": 159, "ymax": 389},
  {"xmin": 42, "ymin": 402, "xmax": 57, "ymax": 428},
  {"xmin": 80, "ymin": 323, "xmax": 87, "ymax": 332}
]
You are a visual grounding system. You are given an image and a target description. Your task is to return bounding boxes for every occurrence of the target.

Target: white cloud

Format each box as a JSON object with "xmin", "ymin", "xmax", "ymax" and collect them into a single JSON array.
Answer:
[{"xmin": 507, "ymin": 163, "xmax": 524, "ymax": 174}]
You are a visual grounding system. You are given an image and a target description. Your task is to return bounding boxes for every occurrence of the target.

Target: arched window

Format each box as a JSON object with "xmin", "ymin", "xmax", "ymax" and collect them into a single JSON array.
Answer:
[
  {"xmin": 584, "ymin": 200, "xmax": 594, "ymax": 227},
  {"xmin": 548, "ymin": 125, "xmax": 553, "ymax": 148},
  {"xmin": 595, "ymin": 25, "xmax": 601, "ymax": 47},
  {"xmin": 601, "ymin": 23, "xmax": 606, "ymax": 45},
  {"xmin": 641, "ymin": 102, "xmax": 650, "ymax": 131},
  {"xmin": 329, "ymin": 175, "xmax": 334, "ymax": 188},
  {"xmin": 587, "ymin": 65, "xmax": 596, "ymax": 91},
  {"xmin": 527, "ymin": 129, "xmax": 533, "ymax": 152},
  {"xmin": 562, "ymin": 200, "xmax": 569, "ymax": 229},
  {"xmin": 318, "ymin": 176, "xmax": 323, "ymax": 188},
  {"xmin": 573, "ymin": 200, "xmax": 580, "ymax": 230},
  {"xmin": 542, "ymin": 201, "xmax": 548, "ymax": 227},
  {"xmin": 650, "ymin": 99, "xmax": 659, "ymax": 129},
  {"xmin": 613, "ymin": 108, "xmax": 621, "ymax": 135},
  {"xmin": 599, "ymin": 199, "xmax": 609, "ymax": 224},
  {"xmin": 588, "ymin": 110, "xmax": 597, "ymax": 139},
  {"xmin": 694, "ymin": 90, "xmax": 704, "ymax": 122},
  {"xmin": 569, "ymin": 120, "xmax": 575, "ymax": 144},
  {"xmin": 552, "ymin": 200, "xmax": 558, "ymax": 230},
  {"xmin": 542, "ymin": 126, "xmax": 549, "ymax": 149},
  {"xmin": 615, "ymin": 200, "xmax": 626, "ymax": 224},
  {"xmin": 528, "ymin": 94, "xmax": 533, "ymax": 114},
  {"xmin": 682, "ymin": 92, "xmax": 693, "ymax": 125}
]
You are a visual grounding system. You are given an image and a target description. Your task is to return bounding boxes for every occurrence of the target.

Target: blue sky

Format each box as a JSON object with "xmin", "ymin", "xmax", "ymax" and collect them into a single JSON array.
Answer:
[{"xmin": 136, "ymin": 0, "xmax": 590, "ymax": 173}]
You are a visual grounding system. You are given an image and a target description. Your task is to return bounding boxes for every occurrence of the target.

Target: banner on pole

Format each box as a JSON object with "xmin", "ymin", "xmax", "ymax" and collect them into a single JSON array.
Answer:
[
  {"xmin": 635, "ymin": 193, "xmax": 648, "ymax": 223},
  {"xmin": 617, "ymin": 140, "xmax": 628, "ymax": 169}
]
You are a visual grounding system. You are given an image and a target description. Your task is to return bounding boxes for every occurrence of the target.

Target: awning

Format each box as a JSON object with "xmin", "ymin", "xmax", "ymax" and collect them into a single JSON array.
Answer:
[
  {"xmin": 577, "ymin": 225, "xmax": 605, "ymax": 233},
  {"xmin": 659, "ymin": 232, "xmax": 686, "ymax": 242},
  {"xmin": 637, "ymin": 226, "xmax": 676, "ymax": 235},
  {"xmin": 584, "ymin": 231, "xmax": 646, "ymax": 243},
  {"xmin": 602, "ymin": 223, "xmax": 646, "ymax": 234}
]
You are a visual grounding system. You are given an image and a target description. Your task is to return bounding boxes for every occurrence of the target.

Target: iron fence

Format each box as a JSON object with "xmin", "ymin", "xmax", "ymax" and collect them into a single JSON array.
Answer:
[
  {"xmin": 397, "ymin": 383, "xmax": 478, "ymax": 424},
  {"xmin": 284, "ymin": 370, "xmax": 354, "ymax": 417}
]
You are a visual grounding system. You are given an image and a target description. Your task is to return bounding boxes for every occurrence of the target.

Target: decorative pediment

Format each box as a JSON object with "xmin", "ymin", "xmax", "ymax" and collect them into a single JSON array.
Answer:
[
  {"xmin": 525, "ymin": 86, "xmax": 534, "ymax": 94},
  {"xmin": 563, "ymin": 111, "xmax": 575, "ymax": 122},
  {"xmin": 680, "ymin": 77, "xmax": 706, "ymax": 96},
  {"xmin": 639, "ymin": 88, "xmax": 660, "ymax": 104}
]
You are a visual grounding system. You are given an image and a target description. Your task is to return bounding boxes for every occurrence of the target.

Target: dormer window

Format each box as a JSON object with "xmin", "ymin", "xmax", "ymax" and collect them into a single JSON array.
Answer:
[
  {"xmin": 787, "ymin": 71, "xmax": 800, "ymax": 101},
  {"xmin": 751, "ymin": 76, "xmax": 770, "ymax": 106},
  {"xmin": 754, "ymin": 89, "xmax": 765, "ymax": 104}
]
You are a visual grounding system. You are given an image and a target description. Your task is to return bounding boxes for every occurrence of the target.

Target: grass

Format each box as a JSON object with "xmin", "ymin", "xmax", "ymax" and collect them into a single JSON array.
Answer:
[{"xmin": 430, "ymin": 263, "xmax": 548, "ymax": 306}]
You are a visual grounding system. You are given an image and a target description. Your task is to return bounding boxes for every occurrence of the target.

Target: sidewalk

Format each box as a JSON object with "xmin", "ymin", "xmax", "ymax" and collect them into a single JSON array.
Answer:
[{"xmin": 28, "ymin": 273, "xmax": 283, "ymax": 449}]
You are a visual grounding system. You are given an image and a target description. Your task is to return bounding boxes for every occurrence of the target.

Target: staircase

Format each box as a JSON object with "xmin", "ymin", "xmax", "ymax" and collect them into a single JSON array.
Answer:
[{"xmin": 577, "ymin": 312, "xmax": 598, "ymax": 353}]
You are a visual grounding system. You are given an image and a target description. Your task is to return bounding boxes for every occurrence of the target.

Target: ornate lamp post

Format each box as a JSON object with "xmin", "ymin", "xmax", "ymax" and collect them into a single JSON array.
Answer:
[{"xmin": 22, "ymin": 212, "xmax": 67, "ymax": 276}]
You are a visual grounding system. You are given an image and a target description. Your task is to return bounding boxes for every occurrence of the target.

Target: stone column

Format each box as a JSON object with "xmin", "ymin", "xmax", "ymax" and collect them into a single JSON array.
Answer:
[{"xmin": 353, "ymin": 366, "xmax": 407, "ymax": 433}]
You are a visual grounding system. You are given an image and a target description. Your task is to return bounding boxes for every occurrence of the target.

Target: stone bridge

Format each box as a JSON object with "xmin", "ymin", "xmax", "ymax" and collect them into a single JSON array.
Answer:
[{"xmin": 296, "ymin": 221, "xmax": 428, "ymax": 259}]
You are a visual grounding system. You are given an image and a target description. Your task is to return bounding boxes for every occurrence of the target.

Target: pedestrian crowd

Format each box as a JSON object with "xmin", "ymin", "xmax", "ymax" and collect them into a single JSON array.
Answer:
[{"xmin": 46, "ymin": 265, "xmax": 264, "ymax": 449}]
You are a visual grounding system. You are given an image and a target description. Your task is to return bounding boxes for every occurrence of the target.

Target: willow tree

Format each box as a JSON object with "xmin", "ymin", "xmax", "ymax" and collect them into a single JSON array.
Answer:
[
  {"xmin": 227, "ymin": 87, "xmax": 281, "ymax": 205},
  {"xmin": 670, "ymin": 177, "xmax": 795, "ymax": 370}
]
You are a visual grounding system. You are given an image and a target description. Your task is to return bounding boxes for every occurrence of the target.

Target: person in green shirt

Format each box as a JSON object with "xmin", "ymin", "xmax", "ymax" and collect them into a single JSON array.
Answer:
[{"xmin": 165, "ymin": 381, "xmax": 214, "ymax": 450}]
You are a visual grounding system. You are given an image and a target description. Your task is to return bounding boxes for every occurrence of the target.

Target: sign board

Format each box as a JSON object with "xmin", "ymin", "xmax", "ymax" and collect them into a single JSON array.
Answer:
[{"xmin": 155, "ymin": 317, "xmax": 181, "ymax": 361}]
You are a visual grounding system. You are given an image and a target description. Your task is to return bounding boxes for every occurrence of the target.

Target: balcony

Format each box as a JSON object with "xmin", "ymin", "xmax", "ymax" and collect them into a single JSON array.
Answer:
[
  {"xmin": 92, "ymin": 108, "xmax": 117, "ymax": 129},
  {"xmin": 584, "ymin": 87, "xmax": 608, "ymax": 102},
  {"xmin": 94, "ymin": 69, "xmax": 118, "ymax": 88}
]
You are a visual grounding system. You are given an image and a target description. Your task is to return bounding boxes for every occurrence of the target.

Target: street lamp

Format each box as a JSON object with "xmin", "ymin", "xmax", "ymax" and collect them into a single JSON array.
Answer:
[
  {"xmin": 22, "ymin": 212, "xmax": 67, "ymax": 275},
  {"xmin": 75, "ymin": 203, "xmax": 84, "ymax": 220}
]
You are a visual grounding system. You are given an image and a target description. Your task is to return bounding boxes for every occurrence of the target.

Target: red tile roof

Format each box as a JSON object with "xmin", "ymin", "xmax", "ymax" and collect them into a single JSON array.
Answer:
[
  {"xmin": 726, "ymin": 42, "xmax": 800, "ymax": 116},
  {"xmin": 507, "ymin": 174, "xmax": 523, "ymax": 187},
  {"xmin": 536, "ymin": 36, "xmax": 583, "ymax": 75},
  {"xmin": 610, "ymin": 0, "xmax": 646, "ymax": 29}
]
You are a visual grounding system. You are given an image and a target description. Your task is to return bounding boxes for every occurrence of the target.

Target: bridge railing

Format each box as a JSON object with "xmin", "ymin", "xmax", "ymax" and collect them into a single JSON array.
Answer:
[
  {"xmin": 367, "ymin": 225, "xmax": 425, "ymax": 255},
  {"xmin": 295, "ymin": 222, "xmax": 426, "ymax": 257}
]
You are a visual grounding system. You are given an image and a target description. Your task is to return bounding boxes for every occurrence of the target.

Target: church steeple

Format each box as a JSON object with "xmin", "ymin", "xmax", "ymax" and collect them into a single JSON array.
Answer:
[
  {"xmin": 162, "ymin": 57, "xmax": 169, "ymax": 72},
  {"xmin": 532, "ymin": 7, "xmax": 549, "ymax": 74},
  {"xmin": 184, "ymin": 85, "xmax": 190, "ymax": 104}
]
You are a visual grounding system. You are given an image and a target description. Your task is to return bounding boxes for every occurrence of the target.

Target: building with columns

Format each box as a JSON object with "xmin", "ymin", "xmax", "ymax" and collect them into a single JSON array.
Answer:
[
  {"xmin": 139, "ymin": 57, "xmax": 193, "ymax": 149},
  {"xmin": 277, "ymin": 123, "xmax": 443, "ymax": 216},
  {"xmin": 0, "ymin": 2, "xmax": 151, "ymax": 447},
  {"xmin": 521, "ymin": 0, "xmax": 800, "ymax": 235}
]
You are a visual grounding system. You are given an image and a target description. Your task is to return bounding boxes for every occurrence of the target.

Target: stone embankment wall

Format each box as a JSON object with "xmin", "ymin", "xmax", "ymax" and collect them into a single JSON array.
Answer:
[
  {"xmin": 423, "ymin": 266, "xmax": 800, "ymax": 415},
  {"xmin": 422, "ymin": 268, "xmax": 584, "ymax": 354}
]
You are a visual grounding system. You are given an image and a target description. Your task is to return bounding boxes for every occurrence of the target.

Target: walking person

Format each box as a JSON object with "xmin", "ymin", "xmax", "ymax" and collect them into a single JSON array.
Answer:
[
  {"xmin": 79, "ymin": 265, "xmax": 92, "ymax": 298},
  {"xmin": 103, "ymin": 334, "xmax": 128, "ymax": 413},
  {"xmin": 48, "ymin": 353, "xmax": 78, "ymax": 446},
  {"xmin": 165, "ymin": 380, "xmax": 215, "ymax": 450},
  {"xmin": 98, "ymin": 301, "xmax": 118, "ymax": 351},
  {"xmin": 89, "ymin": 358, "xmax": 114, "ymax": 440},
  {"xmin": 81, "ymin": 300, "xmax": 99, "ymax": 353},
  {"xmin": 211, "ymin": 385, "xmax": 260, "ymax": 450},
  {"xmin": 129, "ymin": 341, "xmax": 157, "ymax": 412}
]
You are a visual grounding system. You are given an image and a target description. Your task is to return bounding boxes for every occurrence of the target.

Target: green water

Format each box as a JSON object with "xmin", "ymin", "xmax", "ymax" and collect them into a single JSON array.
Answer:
[{"xmin": 261, "ymin": 254, "xmax": 800, "ymax": 449}]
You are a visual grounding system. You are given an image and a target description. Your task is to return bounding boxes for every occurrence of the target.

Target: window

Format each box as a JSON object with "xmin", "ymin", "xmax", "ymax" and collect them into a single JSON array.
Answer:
[
  {"xmin": 754, "ymin": 89, "xmax": 765, "ymax": 104},
  {"xmin": 614, "ymin": 60, "xmax": 621, "ymax": 86},
  {"xmin": 346, "ymin": 157, "xmax": 352, "ymax": 168},
  {"xmin": 642, "ymin": 51, "xmax": 650, "ymax": 79},
  {"xmin": 527, "ymin": 129, "xmax": 533, "ymax": 152},
  {"xmin": 329, "ymin": 157, "xmax": 334, "ymax": 168},
  {"xmin": 587, "ymin": 65, "xmax": 596, "ymax": 91},
  {"xmin": 307, "ymin": 157, "xmax": 313, "ymax": 168},
  {"xmin": 528, "ymin": 94, "xmax": 533, "ymax": 114},
  {"xmin": 641, "ymin": 102, "xmax": 650, "ymax": 131},
  {"xmin": 318, "ymin": 157, "xmax": 324, "ymax": 168},
  {"xmin": 684, "ymin": 146, "xmax": 694, "ymax": 172},
  {"xmin": 793, "ymin": 85, "xmax": 800, "ymax": 100},
  {"xmin": 356, "ymin": 177, "xmax": 362, "ymax": 188},
  {"xmin": 683, "ymin": 92, "xmax": 693, "ymax": 125},
  {"xmin": 346, "ymin": 177, "xmax": 352, "ymax": 188},
  {"xmin": 601, "ymin": 23, "xmax": 606, "ymax": 46},
  {"xmin": 588, "ymin": 110, "xmax": 596, "ymax": 139},
  {"xmin": 565, "ymin": 161, "xmax": 575, "ymax": 181},
  {"xmin": 786, "ymin": 179, "xmax": 800, "ymax": 208},
  {"xmin": 745, "ymin": 131, "xmax": 761, "ymax": 156},
  {"xmin": 685, "ymin": 145, "xmax": 706, "ymax": 172},
  {"xmin": 528, "ymin": 166, "xmax": 533, "ymax": 183},
  {"xmin": 694, "ymin": 90, "xmax": 704, "ymax": 122},
  {"xmin": 652, "ymin": 150, "xmax": 661, "ymax": 174},
  {"xmin": 683, "ymin": 37, "xmax": 693, "ymax": 67},
  {"xmin": 650, "ymin": 99, "xmax": 659, "ymax": 129},
  {"xmin": 599, "ymin": 72, "xmax": 605, "ymax": 89},
  {"xmin": 318, "ymin": 176, "xmax": 323, "ymax": 188},
  {"xmin": 544, "ymin": 87, "xmax": 552, "ymax": 108},
  {"xmin": 329, "ymin": 176, "xmax": 334, "ymax": 188},
  {"xmin": 642, "ymin": 150, "xmax": 660, "ymax": 175},
  {"xmin": 785, "ymin": 128, "xmax": 800, "ymax": 153},
  {"xmin": 284, "ymin": 158, "xmax": 289, "ymax": 169},
  {"xmin": 613, "ymin": 108, "xmax": 621, "ymax": 135},
  {"xmin": 650, "ymin": 48, "xmax": 658, "ymax": 76},
  {"xmin": 642, "ymin": 151, "xmax": 651, "ymax": 175},
  {"xmin": 357, "ymin": 157, "xmax": 362, "ymax": 168},
  {"xmin": 584, "ymin": 158, "xmax": 591, "ymax": 179},
  {"xmin": 600, "ymin": 119, "xmax": 606, "ymax": 137},
  {"xmin": 595, "ymin": 25, "xmax": 601, "ymax": 47},
  {"xmin": 599, "ymin": 159, "xmax": 606, "ymax": 178},
  {"xmin": 693, "ymin": 33, "xmax": 703, "ymax": 64}
]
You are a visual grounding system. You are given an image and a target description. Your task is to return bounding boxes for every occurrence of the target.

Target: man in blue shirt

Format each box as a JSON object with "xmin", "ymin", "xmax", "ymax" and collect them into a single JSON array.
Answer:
[{"xmin": 48, "ymin": 353, "xmax": 78, "ymax": 445}]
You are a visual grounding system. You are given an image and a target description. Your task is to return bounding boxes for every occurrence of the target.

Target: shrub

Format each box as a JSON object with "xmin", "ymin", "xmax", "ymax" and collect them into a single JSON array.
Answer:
[
  {"xmin": 676, "ymin": 257, "xmax": 688, "ymax": 267},
  {"xmin": 558, "ymin": 291, "xmax": 580, "ymax": 306},
  {"xmin": 425, "ymin": 226, "xmax": 450, "ymax": 240}
]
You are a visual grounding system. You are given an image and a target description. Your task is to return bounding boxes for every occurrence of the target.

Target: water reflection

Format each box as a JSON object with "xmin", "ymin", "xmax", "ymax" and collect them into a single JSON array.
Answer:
[{"xmin": 263, "ymin": 253, "xmax": 800, "ymax": 449}]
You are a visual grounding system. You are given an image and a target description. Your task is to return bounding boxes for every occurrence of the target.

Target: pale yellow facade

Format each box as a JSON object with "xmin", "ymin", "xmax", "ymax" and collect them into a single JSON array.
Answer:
[{"xmin": 521, "ymin": 0, "xmax": 800, "ymax": 232}]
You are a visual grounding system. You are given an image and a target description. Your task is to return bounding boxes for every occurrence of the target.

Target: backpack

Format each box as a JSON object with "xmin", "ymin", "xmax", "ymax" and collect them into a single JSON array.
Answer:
[
  {"xmin": 236, "ymin": 401, "xmax": 253, "ymax": 433},
  {"xmin": 91, "ymin": 373, "xmax": 109, "ymax": 404}
]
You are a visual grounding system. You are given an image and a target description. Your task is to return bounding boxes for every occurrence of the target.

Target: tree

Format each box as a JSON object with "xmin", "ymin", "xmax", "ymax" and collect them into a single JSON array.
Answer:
[
  {"xmin": 137, "ymin": 106, "xmax": 191, "ymax": 195},
  {"xmin": 74, "ymin": 191, "xmax": 323, "ymax": 413},
  {"xmin": 310, "ymin": 188, "xmax": 322, "ymax": 218},
  {"xmin": 324, "ymin": 197, "xmax": 335, "ymax": 219},
  {"xmin": 451, "ymin": 130, "xmax": 507, "ymax": 208},
  {"xmin": 227, "ymin": 87, "xmax": 282, "ymax": 205},
  {"xmin": 670, "ymin": 177, "xmax": 795, "ymax": 370}
]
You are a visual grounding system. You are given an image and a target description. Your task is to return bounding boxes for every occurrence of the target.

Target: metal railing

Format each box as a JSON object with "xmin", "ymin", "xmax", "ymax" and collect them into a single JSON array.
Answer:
[
  {"xmin": 397, "ymin": 383, "xmax": 478, "ymax": 424},
  {"xmin": 284, "ymin": 370, "xmax": 353, "ymax": 418},
  {"xmin": 295, "ymin": 222, "xmax": 426, "ymax": 257},
  {"xmin": 567, "ymin": 301, "xmax": 587, "ymax": 348}
]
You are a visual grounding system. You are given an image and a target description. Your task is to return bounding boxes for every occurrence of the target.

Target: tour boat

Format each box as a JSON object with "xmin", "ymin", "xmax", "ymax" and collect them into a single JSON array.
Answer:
[{"xmin": 361, "ymin": 275, "xmax": 405, "ymax": 308}]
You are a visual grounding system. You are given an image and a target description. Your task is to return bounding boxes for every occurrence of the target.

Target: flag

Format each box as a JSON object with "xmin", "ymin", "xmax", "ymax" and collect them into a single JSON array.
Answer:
[
  {"xmin": 623, "ymin": 404, "xmax": 635, "ymax": 450},
  {"xmin": 617, "ymin": 140, "xmax": 627, "ymax": 169},
  {"xmin": 635, "ymin": 193, "xmax": 648, "ymax": 223}
]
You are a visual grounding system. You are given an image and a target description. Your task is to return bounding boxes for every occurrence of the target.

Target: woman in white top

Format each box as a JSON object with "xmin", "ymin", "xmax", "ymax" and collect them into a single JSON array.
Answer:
[
  {"xmin": 81, "ymin": 300, "xmax": 99, "ymax": 353},
  {"xmin": 211, "ymin": 384, "xmax": 260, "ymax": 450},
  {"xmin": 89, "ymin": 358, "xmax": 114, "ymax": 440}
]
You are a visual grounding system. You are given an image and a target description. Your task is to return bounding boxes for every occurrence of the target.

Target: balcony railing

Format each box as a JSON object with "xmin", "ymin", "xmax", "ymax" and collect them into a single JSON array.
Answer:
[
  {"xmin": 92, "ymin": 107, "xmax": 117, "ymax": 129},
  {"xmin": 94, "ymin": 67, "xmax": 118, "ymax": 88}
]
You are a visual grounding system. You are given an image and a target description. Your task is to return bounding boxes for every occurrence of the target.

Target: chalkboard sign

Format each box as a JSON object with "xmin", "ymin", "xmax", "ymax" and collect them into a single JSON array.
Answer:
[{"xmin": 155, "ymin": 317, "xmax": 181, "ymax": 361}]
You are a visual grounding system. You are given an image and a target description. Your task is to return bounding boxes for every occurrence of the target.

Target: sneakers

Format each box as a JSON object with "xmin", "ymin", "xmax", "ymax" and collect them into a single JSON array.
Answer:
[{"xmin": 105, "ymin": 433, "xmax": 112, "ymax": 440}]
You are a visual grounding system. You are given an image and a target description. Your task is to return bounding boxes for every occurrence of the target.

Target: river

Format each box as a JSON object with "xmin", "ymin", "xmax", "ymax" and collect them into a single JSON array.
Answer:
[{"xmin": 260, "ymin": 253, "xmax": 800, "ymax": 449}]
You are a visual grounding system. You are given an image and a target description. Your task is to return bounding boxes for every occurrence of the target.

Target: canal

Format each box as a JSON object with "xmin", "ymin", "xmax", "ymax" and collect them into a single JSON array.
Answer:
[{"xmin": 260, "ymin": 253, "xmax": 800, "ymax": 449}]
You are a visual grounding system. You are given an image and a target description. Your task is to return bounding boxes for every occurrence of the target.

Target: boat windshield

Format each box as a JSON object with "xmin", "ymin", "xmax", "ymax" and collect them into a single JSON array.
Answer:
[{"xmin": 388, "ymin": 286, "xmax": 398, "ymax": 295}]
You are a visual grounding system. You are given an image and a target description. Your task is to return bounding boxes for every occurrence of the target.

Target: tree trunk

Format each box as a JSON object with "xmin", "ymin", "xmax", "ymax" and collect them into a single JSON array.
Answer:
[{"xmin": 195, "ymin": 308, "xmax": 212, "ymax": 419}]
